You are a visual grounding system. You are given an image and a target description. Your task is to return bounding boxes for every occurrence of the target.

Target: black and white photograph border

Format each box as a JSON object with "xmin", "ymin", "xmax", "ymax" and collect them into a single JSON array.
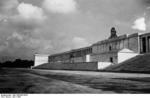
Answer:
[{"xmin": 1, "ymin": 0, "xmax": 150, "ymax": 95}]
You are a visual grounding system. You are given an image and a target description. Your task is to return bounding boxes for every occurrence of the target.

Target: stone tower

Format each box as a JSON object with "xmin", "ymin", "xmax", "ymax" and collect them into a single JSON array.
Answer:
[{"xmin": 109, "ymin": 27, "xmax": 118, "ymax": 39}]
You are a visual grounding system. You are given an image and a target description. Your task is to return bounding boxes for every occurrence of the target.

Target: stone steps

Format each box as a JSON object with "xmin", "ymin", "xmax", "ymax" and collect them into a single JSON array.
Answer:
[{"xmin": 104, "ymin": 53, "xmax": 150, "ymax": 73}]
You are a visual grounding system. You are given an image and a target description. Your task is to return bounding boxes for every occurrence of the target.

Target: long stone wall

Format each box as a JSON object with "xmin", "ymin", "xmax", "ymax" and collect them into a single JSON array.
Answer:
[
  {"xmin": 91, "ymin": 52, "xmax": 118, "ymax": 64},
  {"xmin": 91, "ymin": 33, "xmax": 139, "ymax": 64},
  {"xmin": 92, "ymin": 34, "xmax": 139, "ymax": 54},
  {"xmin": 44, "ymin": 32, "xmax": 140, "ymax": 65},
  {"xmin": 49, "ymin": 47, "xmax": 92, "ymax": 63},
  {"xmin": 34, "ymin": 62, "xmax": 98, "ymax": 71}
]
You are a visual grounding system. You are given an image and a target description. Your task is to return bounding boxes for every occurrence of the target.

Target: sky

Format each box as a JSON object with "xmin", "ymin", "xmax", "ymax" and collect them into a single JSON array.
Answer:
[{"xmin": 0, "ymin": 0, "xmax": 150, "ymax": 61}]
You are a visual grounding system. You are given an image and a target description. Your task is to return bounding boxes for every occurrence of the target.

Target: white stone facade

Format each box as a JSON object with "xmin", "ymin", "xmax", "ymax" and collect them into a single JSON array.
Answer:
[{"xmin": 34, "ymin": 54, "xmax": 49, "ymax": 67}]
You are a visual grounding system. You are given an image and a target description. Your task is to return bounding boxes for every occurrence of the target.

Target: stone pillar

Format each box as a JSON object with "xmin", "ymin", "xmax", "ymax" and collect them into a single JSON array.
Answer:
[
  {"xmin": 137, "ymin": 36, "xmax": 140, "ymax": 53},
  {"xmin": 140, "ymin": 38, "xmax": 143, "ymax": 53},
  {"xmin": 148, "ymin": 37, "xmax": 150, "ymax": 52},
  {"xmin": 86, "ymin": 54, "xmax": 91, "ymax": 62},
  {"xmin": 146, "ymin": 37, "xmax": 149, "ymax": 53},
  {"xmin": 147, "ymin": 36, "xmax": 150, "ymax": 52}
]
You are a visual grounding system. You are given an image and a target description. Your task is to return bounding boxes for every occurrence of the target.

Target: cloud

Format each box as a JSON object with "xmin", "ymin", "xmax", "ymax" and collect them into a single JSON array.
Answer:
[
  {"xmin": 17, "ymin": 2, "xmax": 46, "ymax": 21},
  {"xmin": 72, "ymin": 37, "xmax": 89, "ymax": 49},
  {"xmin": 0, "ymin": 42, "xmax": 8, "ymax": 52},
  {"xmin": 43, "ymin": 0, "xmax": 77, "ymax": 14},
  {"xmin": 8, "ymin": 32, "xmax": 53, "ymax": 53},
  {"xmin": 25, "ymin": 38, "xmax": 53, "ymax": 53},
  {"xmin": 7, "ymin": 32, "xmax": 53, "ymax": 54},
  {"xmin": 0, "ymin": 0, "xmax": 18, "ymax": 12},
  {"xmin": 7, "ymin": 32, "xmax": 23, "ymax": 41},
  {"xmin": 5, "ymin": 2, "xmax": 47, "ymax": 33},
  {"xmin": 132, "ymin": 17, "xmax": 146, "ymax": 31},
  {"xmin": 0, "ymin": 0, "xmax": 148, "ymax": 61},
  {"xmin": 0, "ymin": 45, "xmax": 6, "ymax": 52}
]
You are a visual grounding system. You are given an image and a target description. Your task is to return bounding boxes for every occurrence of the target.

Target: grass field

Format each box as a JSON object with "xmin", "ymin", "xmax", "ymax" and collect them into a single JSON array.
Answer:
[{"xmin": 1, "ymin": 68, "xmax": 150, "ymax": 93}]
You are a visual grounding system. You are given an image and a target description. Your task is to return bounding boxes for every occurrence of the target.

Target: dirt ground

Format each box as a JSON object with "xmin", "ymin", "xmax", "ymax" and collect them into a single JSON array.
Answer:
[{"xmin": 1, "ymin": 68, "xmax": 150, "ymax": 93}]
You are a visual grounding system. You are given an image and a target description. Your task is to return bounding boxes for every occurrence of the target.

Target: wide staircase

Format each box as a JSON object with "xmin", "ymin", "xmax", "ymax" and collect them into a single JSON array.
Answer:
[
  {"xmin": 105, "ymin": 53, "xmax": 150, "ymax": 73},
  {"xmin": 33, "ymin": 62, "xmax": 98, "ymax": 71}
]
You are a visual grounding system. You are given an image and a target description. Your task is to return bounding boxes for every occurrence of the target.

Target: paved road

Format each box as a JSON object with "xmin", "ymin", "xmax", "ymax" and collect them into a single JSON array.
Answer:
[
  {"xmin": 33, "ymin": 69, "xmax": 150, "ymax": 78},
  {"xmin": 1, "ymin": 68, "xmax": 150, "ymax": 93}
]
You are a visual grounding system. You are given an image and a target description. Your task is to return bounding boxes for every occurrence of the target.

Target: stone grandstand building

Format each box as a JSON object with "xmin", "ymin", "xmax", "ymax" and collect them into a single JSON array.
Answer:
[{"xmin": 34, "ymin": 27, "xmax": 150, "ymax": 70}]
